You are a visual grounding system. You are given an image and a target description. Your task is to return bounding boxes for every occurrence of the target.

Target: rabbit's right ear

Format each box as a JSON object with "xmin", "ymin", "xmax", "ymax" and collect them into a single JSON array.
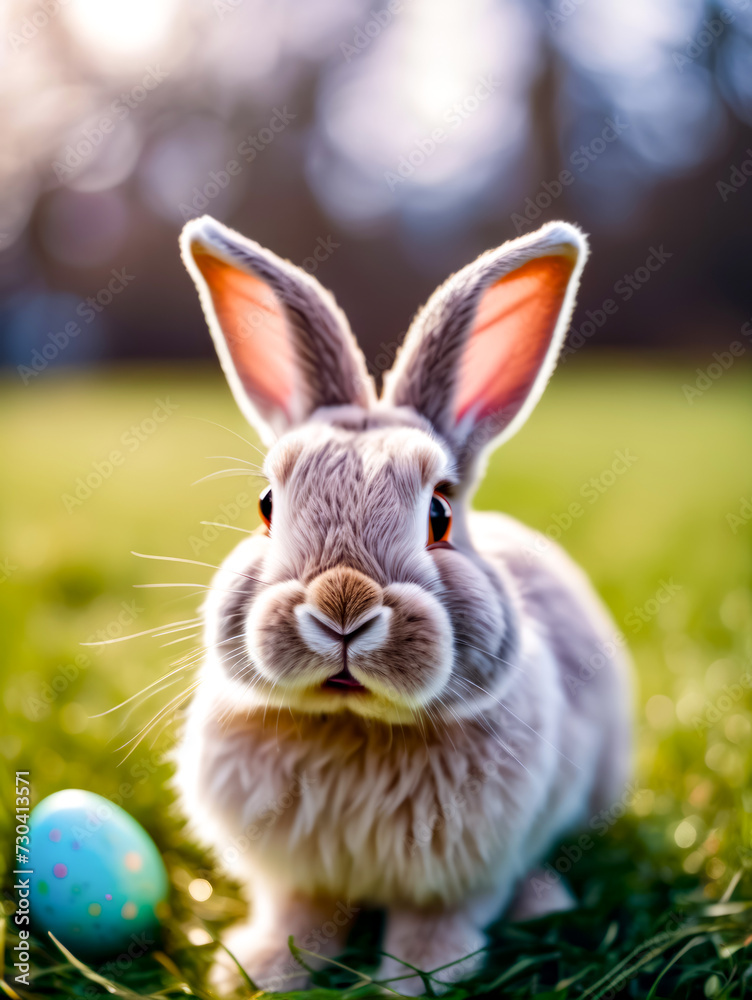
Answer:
[
  {"xmin": 382, "ymin": 222, "xmax": 588, "ymax": 474},
  {"xmin": 181, "ymin": 216, "xmax": 374, "ymax": 444}
]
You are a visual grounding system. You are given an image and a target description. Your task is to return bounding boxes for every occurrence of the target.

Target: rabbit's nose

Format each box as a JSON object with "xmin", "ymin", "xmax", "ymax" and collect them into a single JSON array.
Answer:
[
  {"xmin": 296, "ymin": 566, "xmax": 391, "ymax": 659},
  {"xmin": 305, "ymin": 566, "xmax": 383, "ymax": 632},
  {"xmin": 295, "ymin": 604, "xmax": 390, "ymax": 658}
]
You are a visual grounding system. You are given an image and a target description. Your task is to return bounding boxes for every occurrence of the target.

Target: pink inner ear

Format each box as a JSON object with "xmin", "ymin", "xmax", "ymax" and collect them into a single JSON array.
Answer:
[
  {"xmin": 454, "ymin": 254, "xmax": 576, "ymax": 425},
  {"xmin": 192, "ymin": 247, "xmax": 296, "ymax": 419}
]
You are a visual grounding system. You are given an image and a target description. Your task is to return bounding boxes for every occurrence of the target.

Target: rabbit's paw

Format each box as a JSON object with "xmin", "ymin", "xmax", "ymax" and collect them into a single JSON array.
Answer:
[
  {"xmin": 210, "ymin": 922, "xmax": 310, "ymax": 994},
  {"xmin": 376, "ymin": 908, "xmax": 487, "ymax": 996},
  {"xmin": 209, "ymin": 893, "xmax": 357, "ymax": 995},
  {"xmin": 508, "ymin": 865, "xmax": 577, "ymax": 922}
]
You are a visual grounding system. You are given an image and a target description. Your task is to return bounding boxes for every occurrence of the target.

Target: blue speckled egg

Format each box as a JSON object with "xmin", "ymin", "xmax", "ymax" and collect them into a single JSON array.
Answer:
[{"xmin": 28, "ymin": 789, "xmax": 169, "ymax": 959}]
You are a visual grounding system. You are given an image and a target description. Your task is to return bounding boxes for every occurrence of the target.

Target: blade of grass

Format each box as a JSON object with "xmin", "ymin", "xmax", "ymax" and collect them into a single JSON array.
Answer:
[
  {"xmin": 289, "ymin": 943, "xmax": 405, "ymax": 996},
  {"xmin": 48, "ymin": 932, "xmax": 149, "ymax": 998},
  {"xmin": 213, "ymin": 941, "xmax": 258, "ymax": 993},
  {"xmin": 0, "ymin": 982, "xmax": 21, "ymax": 1000},
  {"xmin": 580, "ymin": 920, "xmax": 734, "ymax": 1000},
  {"xmin": 374, "ymin": 949, "xmax": 435, "ymax": 995},
  {"xmin": 427, "ymin": 946, "xmax": 490, "ymax": 976},
  {"xmin": 554, "ymin": 964, "xmax": 600, "ymax": 991},
  {"xmin": 479, "ymin": 953, "xmax": 558, "ymax": 991},
  {"xmin": 645, "ymin": 935, "xmax": 709, "ymax": 1000}
]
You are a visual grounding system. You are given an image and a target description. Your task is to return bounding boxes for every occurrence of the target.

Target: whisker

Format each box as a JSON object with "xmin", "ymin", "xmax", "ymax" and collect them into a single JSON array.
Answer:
[
  {"xmin": 131, "ymin": 551, "xmax": 223, "ymax": 571},
  {"xmin": 105, "ymin": 643, "xmax": 207, "ymax": 708},
  {"xmin": 205, "ymin": 454, "xmax": 264, "ymax": 472},
  {"xmin": 449, "ymin": 678, "xmax": 548, "ymax": 778},
  {"xmin": 459, "ymin": 676, "xmax": 583, "ymax": 772},
  {"xmin": 145, "ymin": 690, "xmax": 197, "ymax": 748},
  {"xmin": 81, "ymin": 618, "xmax": 201, "ymax": 646},
  {"xmin": 216, "ymin": 672, "xmax": 268, "ymax": 727},
  {"xmin": 193, "ymin": 468, "xmax": 266, "ymax": 486},
  {"xmin": 461, "ymin": 704, "xmax": 533, "ymax": 777},
  {"xmin": 89, "ymin": 662, "xmax": 197, "ymax": 717},
  {"xmin": 436, "ymin": 681, "xmax": 534, "ymax": 776},
  {"xmin": 151, "ymin": 587, "xmax": 232, "ymax": 608},
  {"xmin": 131, "ymin": 551, "xmax": 269, "ymax": 588},
  {"xmin": 111, "ymin": 675, "xmax": 191, "ymax": 733},
  {"xmin": 160, "ymin": 632, "xmax": 202, "ymax": 647},
  {"xmin": 185, "ymin": 415, "xmax": 267, "ymax": 460},
  {"xmin": 454, "ymin": 637, "xmax": 526, "ymax": 674},
  {"xmin": 399, "ymin": 716, "xmax": 411, "ymax": 753},
  {"xmin": 262, "ymin": 680, "xmax": 276, "ymax": 727},
  {"xmin": 287, "ymin": 705, "xmax": 302, "ymax": 740},
  {"xmin": 170, "ymin": 644, "xmax": 209, "ymax": 666},
  {"xmin": 200, "ymin": 521, "xmax": 252, "ymax": 534},
  {"xmin": 275, "ymin": 701, "xmax": 284, "ymax": 746},
  {"xmin": 428, "ymin": 698, "xmax": 458, "ymax": 752},
  {"xmin": 116, "ymin": 681, "xmax": 200, "ymax": 760}
]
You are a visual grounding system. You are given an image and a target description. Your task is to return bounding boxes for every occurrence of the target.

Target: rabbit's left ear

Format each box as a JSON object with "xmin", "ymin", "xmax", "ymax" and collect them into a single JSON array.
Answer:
[
  {"xmin": 181, "ymin": 216, "xmax": 374, "ymax": 445},
  {"xmin": 382, "ymin": 222, "xmax": 588, "ymax": 469}
]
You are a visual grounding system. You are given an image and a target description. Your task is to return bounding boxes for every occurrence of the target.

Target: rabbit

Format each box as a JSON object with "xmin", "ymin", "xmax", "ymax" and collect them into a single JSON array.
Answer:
[{"xmin": 175, "ymin": 215, "xmax": 633, "ymax": 995}]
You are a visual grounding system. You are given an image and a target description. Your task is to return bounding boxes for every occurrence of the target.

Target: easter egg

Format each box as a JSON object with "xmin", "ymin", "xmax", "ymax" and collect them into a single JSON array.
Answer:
[{"xmin": 28, "ymin": 789, "xmax": 169, "ymax": 959}]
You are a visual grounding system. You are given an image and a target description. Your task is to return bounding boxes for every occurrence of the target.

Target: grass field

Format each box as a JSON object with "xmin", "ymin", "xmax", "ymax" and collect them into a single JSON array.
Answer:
[{"xmin": 1, "ymin": 358, "xmax": 751, "ymax": 998}]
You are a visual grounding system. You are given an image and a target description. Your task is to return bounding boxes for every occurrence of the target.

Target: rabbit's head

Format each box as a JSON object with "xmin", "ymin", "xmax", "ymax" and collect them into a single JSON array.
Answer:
[{"xmin": 181, "ymin": 217, "xmax": 588, "ymax": 724}]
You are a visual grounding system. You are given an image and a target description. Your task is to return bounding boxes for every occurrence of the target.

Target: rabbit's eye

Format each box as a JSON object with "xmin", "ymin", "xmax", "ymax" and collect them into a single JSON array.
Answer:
[
  {"xmin": 428, "ymin": 492, "xmax": 452, "ymax": 545},
  {"xmin": 259, "ymin": 486, "xmax": 272, "ymax": 529}
]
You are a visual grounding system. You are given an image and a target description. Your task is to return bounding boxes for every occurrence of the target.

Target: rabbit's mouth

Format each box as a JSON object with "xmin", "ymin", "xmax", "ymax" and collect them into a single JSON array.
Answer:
[{"xmin": 322, "ymin": 666, "xmax": 367, "ymax": 693}]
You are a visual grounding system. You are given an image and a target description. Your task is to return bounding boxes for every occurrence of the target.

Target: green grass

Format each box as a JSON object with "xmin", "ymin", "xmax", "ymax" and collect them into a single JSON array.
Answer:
[{"xmin": 1, "ymin": 358, "xmax": 751, "ymax": 999}]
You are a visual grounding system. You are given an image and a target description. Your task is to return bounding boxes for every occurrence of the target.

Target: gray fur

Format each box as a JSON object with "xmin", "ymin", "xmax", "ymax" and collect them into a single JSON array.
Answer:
[{"xmin": 177, "ymin": 218, "xmax": 632, "ymax": 994}]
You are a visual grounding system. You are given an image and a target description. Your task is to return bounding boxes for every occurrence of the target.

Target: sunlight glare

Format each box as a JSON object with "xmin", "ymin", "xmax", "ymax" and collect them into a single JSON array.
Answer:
[{"xmin": 66, "ymin": 0, "xmax": 179, "ymax": 58}]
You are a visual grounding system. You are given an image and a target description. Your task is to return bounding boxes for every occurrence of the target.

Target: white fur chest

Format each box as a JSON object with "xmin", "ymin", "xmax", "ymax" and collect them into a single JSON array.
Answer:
[{"xmin": 175, "ymin": 672, "xmax": 576, "ymax": 908}]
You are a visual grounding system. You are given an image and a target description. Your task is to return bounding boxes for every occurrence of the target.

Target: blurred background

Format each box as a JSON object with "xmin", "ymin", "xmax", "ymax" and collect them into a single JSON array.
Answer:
[
  {"xmin": 1, "ymin": 0, "xmax": 752, "ymax": 367},
  {"xmin": 1, "ymin": 2, "xmax": 752, "ymax": 996}
]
